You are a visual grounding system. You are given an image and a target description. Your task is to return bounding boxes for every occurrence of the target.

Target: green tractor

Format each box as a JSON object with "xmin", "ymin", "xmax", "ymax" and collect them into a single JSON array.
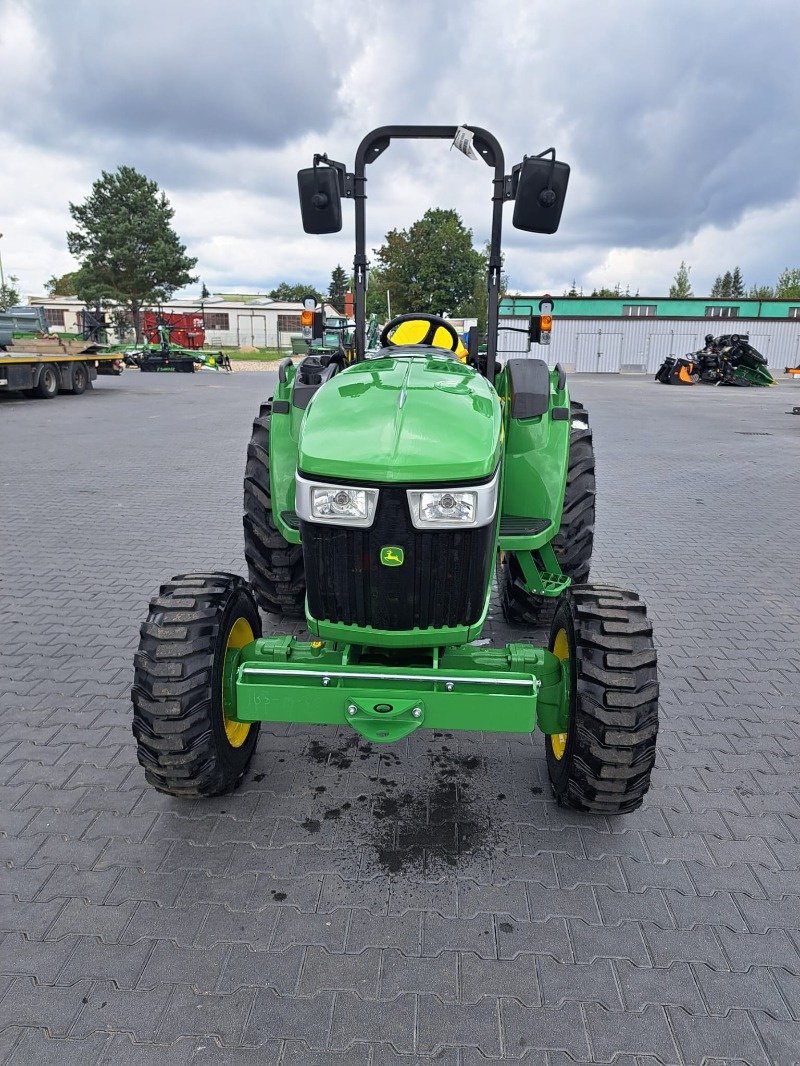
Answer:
[{"xmin": 132, "ymin": 126, "xmax": 658, "ymax": 814}]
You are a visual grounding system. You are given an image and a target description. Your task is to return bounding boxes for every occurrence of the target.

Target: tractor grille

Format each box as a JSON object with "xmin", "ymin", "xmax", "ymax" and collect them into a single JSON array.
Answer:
[{"xmin": 301, "ymin": 486, "xmax": 495, "ymax": 631}]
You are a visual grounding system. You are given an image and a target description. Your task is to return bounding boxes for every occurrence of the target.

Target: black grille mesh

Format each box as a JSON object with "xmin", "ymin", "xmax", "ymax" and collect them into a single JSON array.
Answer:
[{"xmin": 302, "ymin": 486, "xmax": 494, "ymax": 630}]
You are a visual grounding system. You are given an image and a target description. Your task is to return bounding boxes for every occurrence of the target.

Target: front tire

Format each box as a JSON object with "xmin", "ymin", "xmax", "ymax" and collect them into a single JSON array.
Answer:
[
  {"xmin": 131, "ymin": 572, "xmax": 261, "ymax": 797},
  {"xmin": 501, "ymin": 399, "xmax": 596, "ymax": 626},
  {"xmin": 243, "ymin": 401, "xmax": 306, "ymax": 616},
  {"xmin": 546, "ymin": 585, "xmax": 658, "ymax": 814}
]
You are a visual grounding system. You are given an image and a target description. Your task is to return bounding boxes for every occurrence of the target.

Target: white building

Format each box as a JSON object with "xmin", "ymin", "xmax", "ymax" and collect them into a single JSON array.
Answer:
[{"xmin": 27, "ymin": 294, "xmax": 341, "ymax": 350}]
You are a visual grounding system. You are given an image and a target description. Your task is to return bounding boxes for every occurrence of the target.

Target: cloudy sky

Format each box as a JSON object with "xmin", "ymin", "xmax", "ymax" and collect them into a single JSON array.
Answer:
[{"xmin": 1, "ymin": 0, "xmax": 798, "ymax": 302}]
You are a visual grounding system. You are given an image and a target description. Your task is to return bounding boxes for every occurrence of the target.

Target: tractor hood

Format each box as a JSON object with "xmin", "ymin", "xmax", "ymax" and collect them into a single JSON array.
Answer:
[{"xmin": 298, "ymin": 354, "xmax": 502, "ymax": 483}]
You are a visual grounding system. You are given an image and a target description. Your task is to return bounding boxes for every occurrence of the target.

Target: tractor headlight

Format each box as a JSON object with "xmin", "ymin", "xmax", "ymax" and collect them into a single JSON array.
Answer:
[
  {"xmin": 407, "ymin": 468, "xmax": 499, "ymax": 529},
  {"xmin": 295, "ymin": 475, "xmax": 378, "ymax": 528}
]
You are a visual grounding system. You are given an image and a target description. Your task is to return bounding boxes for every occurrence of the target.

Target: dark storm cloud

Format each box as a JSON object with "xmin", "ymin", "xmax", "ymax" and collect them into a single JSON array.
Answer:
[
  {"xmin": 514, "ymin": 2, "xmax": 800, "ymax": 249},
  {"xmin": 2, "ymin": 0, "xmax": 343, "ymax": 152}
]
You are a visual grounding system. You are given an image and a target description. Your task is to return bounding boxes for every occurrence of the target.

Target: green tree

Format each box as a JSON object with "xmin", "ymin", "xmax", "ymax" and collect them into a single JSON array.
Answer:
[
  {"xmin": 67, "ymin": 165, "xmax": 197, "ymax": 340},
  {"xmin": 749, "ymin": 283, "xmax": 775, "ymax": 299},
  {"xmin": 730, "ymin": 266, "xmax": 745, "ymax": 298},
  {"xmin": 200, "ymin": 282, "xmax": 210, "ymax": 299},
  {"xmin": 45, "ymin": 271, "xmax": 81, "ymax": 297},
  {"xmin": 269, "ymin": 281, "xmax": 322, "ymax": 304},
  {"xmin": 0, "ymin": 273, "xmax": 20, "ymax": 310},
  {"xmin": 327, "ymin": 264, "xmax": 349, "ymax": 312},
  {"xmin": 591, "ymin": 285, "xmax": 622, "ymax": 297},
  {"xmin": 669, "ymin": 261, "xmax": 693, "ymax": 298},
  {"xmin": 710, "ymin": 274, "xmax": 724, "ymax": 297},
  {"xmin": 370, "ymin": 208, "xmax": 485, "ymax": 318},
  {"xmin": 775, "ymin": 267, "xmax": 800, "ymax": 299}
]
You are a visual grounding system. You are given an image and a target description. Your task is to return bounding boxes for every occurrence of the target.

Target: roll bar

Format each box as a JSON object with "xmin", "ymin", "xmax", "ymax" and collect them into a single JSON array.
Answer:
[{"xmin": 347, "ymin": 127, "xmax": 506, "ymax": 380}]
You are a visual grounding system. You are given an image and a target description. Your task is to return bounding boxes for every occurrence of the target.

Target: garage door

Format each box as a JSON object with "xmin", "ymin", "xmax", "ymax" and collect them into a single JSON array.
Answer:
[
  {"xmin": 646, "ymin": 333, "xmax": 699, "ymax": 373},
  {"xmin": 574, "ymin": 332, "xmax": 623, "ymax": 373}
]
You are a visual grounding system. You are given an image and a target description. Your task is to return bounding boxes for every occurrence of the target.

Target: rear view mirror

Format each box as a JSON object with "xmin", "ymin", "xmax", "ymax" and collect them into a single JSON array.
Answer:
[
  {"xmin": 512, "ymin": 152, "xmax": 570, "ymax": 234},
  {"xmin": 298, "ymin": 167, "xmax": 342, "ymax": 234}
]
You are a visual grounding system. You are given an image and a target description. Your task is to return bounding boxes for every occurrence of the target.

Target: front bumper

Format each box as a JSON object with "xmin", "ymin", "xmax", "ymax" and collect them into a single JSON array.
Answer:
[{"xmin": 231, "ymin": 636, "xmax": 568, "ymax": 743}]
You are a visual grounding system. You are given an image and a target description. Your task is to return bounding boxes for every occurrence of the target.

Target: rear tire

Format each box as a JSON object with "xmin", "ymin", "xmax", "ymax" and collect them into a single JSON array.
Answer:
[
  {"xmin": 132, "ymin": 572, "xmax": 261, "ymax": 797},
  {"xmin": 500, "ymin": 399, "xmax": 595, "ymax": 626},
  {"xmin": 35, "ymin": 364, "xmax": 59, "ymax": 399},
  {"xmin": 243, "ymin": 401, "xmax": 306, "ymax": 617},
  {"xmin": 545, "ymin": 585, "xmax": 658, "ymax": 814},
  {"xmin": 70, "ymin": 362, "xmax": 88, "ymax": 395}
]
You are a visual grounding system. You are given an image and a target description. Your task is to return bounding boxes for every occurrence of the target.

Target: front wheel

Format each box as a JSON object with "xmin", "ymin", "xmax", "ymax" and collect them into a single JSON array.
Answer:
[
  {"xmin": 546, "ymin": 584, "xmax": 659, "ymax": 814},
  {"xmin": 131, "ymin": 572, "xmax": 262, "ymax": 797}
]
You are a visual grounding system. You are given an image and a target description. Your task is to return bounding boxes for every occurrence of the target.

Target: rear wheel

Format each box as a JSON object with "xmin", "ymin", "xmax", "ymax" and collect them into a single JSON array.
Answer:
[
  {"xmin": 70, "ymin": 362, "xmax": 88, "ymax": 395},
  {"xmin": 500, "ymin": 399, "xmax": 595, "ymax": 626},
  {"xmin": 131, "ymin": 572, "xmax": 261, "ymax": 797},
  {"xmin": 243, "ymin": 401, "xmax": 306, "ymax": 616},
  {"xmin": 546, "ymin": 585, "xmax": 658, "ymax": 814},
  {"xmin": 35, "ymin": 364, "xmax": 59, "ymax": 399}
]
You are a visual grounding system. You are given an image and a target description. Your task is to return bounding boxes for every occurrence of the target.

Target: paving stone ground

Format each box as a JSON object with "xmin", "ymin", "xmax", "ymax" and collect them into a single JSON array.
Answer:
[{"xmin": 1, "ymin": 370, "xmax": 799, "ymax": 1065}]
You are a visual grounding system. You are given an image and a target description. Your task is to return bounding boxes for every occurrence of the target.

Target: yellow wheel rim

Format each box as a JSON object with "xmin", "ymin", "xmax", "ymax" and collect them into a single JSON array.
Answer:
[
  {"xmin": 550, "ymin": 627, "xmax": 570, "ymax": 760},
  {"xmin": 222, "ymin": 617, "xmax": 254, "ymax": 748}
]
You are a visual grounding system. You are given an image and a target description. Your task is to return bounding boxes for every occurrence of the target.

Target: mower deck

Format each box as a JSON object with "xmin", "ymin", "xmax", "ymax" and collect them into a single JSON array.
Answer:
[{"xmin": 229, "ymin": 636, "xmax": 568, "ymax": 743}]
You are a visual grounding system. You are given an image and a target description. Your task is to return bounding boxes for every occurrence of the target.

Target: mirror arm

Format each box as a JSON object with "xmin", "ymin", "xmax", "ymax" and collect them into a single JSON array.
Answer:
[{"xmin": 313, "ymin": 154, "xmax": 355, "ymax": 199}]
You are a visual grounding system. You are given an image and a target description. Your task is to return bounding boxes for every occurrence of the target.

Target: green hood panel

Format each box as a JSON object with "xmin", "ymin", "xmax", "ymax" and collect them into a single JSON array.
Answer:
[{"xmin": 298, "ymin": 356, "xmax": 502, "ymax": 483}]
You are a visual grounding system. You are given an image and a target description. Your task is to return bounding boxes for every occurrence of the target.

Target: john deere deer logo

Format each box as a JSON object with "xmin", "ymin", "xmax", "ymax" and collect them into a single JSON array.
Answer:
[{"xmin": 380, "ymin": 546, "xmax": 404, "ymax": 567}]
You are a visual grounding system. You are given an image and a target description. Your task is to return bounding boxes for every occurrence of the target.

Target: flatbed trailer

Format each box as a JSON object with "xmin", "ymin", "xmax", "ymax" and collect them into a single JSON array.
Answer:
[{"xmin": 0, "ymin": 341, "xmax": 123, "ymax": 398}]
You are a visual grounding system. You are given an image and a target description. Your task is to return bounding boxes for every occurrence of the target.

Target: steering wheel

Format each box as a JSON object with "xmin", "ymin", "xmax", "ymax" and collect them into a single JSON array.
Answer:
[{"xmin": 380, "ymin": 313, "xmax": 461, "ymax": 353}]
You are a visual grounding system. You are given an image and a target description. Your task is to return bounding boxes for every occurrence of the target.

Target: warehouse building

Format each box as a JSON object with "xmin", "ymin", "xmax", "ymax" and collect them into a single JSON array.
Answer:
[
  {"xmin": 499, "ymin": 296, "xmax": 800, "ymax": 372},
  {"xmin": 27, "ymin": 294, "xmax": 339, "ymax": 350}
]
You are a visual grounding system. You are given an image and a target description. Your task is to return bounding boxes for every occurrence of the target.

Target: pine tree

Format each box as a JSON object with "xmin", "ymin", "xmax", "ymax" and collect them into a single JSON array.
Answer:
[
  {"xmin": 669, "ymin": 261, "xmax": 693, "ymax": 298},
  {"xmin": 710, "ymin": 275, "xmax": 724, "ymax": 297},
  {"xmin": 730, "ymin": 266, "xmax": 745, "ymax": 298},
  {"xmin": 721, "ymin": 271, "xmax": 733, "ymax": 297},
  {"xmin": 327, "ymin": 265, "xmax": 349, "ymax": 311}
]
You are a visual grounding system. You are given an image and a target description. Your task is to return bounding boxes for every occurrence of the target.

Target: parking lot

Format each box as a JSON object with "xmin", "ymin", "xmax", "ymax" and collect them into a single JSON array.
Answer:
[{"xmin": 1, "ymin": 371, "xmax": 799, "ymax": 1064}]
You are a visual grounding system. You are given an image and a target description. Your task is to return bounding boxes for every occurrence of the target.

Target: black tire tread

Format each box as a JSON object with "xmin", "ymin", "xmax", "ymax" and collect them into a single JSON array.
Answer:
[
  {"xmin": 243, "ymin": 402, "xmax": 306, "ymax": 616},
  {"xmin": 131, "ymin": 571, "xmax": 261, "ymax": 797},
  {"xmin": 501, "ymin": 399, "xmax": 596, "ymax": 626},
  {"xmin": 548, "ymin": 585, "xmax": 659, "ymax": 814}
]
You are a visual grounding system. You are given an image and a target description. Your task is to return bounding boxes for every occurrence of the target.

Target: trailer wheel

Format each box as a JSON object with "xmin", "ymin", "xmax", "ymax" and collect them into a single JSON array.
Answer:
[
  {"xmin": 70, "ymin": 362, "xmax": 88, "ymax": 395},
  {"xmin": 500, "ymin": 399, "xmax": 595, "ymax": 626},
  {"xmin": 546, "ymin": 585, "xmax": 658, "ymax": 814},
  {"xmin": 243, "ymin": 401, "xmax": 306, "ymax": 616},
  {"xmin": 132, "ymin": 572, "xmax": 261, "ymax": 797},
  {"xmin": 34, "ymin": 364, "xmax": 59, "ymax": 399}
]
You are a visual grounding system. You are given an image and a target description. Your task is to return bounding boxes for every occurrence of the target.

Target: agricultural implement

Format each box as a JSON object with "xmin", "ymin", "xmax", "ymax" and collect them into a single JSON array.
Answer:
[
  {"xmin": 656, "ymin": 333, "xmax": 775, "ymax": 387},
  {"xmin": 133, "ymin": 126, "xmax": 659, "ymax": 814}
]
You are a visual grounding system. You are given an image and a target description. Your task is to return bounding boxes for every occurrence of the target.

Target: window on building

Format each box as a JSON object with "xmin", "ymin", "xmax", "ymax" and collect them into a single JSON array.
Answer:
[
  {"xmin": 789, "ymin": 307, "xmax": 800, "ymax": 319},
  {"xmin": 705, "ymin": 306, "xmax": 739, "ymax": 318},
  {"xmin": 277, "ymin": 314, "xmax": 303, "ymax": 333},
  {"xmin": 44, "ymin": 308, "xmax": 66, "ymax": 326},
  {"xmin": 622, "ymin": 304, "xmax": 656, "ymax": 317},
  {"xmin": 203, "ymin": 312, "xmax": 229, "ymax": 330}
]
